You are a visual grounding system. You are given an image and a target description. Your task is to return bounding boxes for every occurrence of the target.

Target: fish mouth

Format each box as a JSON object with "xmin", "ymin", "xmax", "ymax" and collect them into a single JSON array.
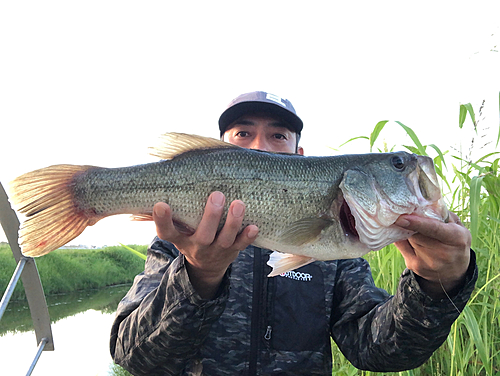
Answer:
[
  {"xmin": 412, "ymin": 156, "xmax": 450, "ymax": 222},
  {"xmin": 339, "ymin": 191, "xmax": 415, "ymax": 251},
  {"xmin": 339, "ymin": 198, "xmax": 359, "ymax": 240},
  {"xmin": 337, "ymin": 156, "xmax": 449, "ymax": 251}
]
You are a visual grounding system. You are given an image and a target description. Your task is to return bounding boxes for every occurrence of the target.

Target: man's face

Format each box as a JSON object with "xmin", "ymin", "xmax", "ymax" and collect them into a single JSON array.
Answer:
[{"xmin": 223, "ymin": 114, "xmax": 304, "ymax": 155}]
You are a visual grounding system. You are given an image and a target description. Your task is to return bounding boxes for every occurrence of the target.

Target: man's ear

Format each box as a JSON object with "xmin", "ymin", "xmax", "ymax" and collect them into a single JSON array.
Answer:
[{"xmin": 297, "ymin": 146, "xmax": 304, "ymax": 155}]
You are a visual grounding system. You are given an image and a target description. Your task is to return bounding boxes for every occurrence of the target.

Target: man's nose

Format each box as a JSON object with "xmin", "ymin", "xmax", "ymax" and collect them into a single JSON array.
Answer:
[{"xmin": 250, "ymin": 135, "xmax": 270, "ymax": 151}]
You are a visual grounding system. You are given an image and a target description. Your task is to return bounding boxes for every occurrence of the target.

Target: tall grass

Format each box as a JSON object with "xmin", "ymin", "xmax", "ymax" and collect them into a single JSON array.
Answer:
[{"xmin": 330, "ymin": 98, "xmax": 500, "ymax": 375}]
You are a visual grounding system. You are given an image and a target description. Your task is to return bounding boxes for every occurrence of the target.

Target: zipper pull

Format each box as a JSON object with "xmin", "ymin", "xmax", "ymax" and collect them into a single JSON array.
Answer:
[{"xmin": 264, "ymin": 325, "xmax": 272, "ymax": 340}]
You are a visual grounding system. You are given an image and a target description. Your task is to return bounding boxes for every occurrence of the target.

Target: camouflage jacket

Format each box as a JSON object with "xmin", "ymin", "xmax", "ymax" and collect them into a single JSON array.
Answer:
[{"xmin": 110, "ymin": 238, "xmax": 477, "ymax": 376}]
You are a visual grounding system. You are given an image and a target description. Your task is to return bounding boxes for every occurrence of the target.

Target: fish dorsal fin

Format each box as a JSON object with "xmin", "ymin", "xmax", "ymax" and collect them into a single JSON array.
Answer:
[{"xmin": 149, "ymin": 132, "xmax": 239, "ymax": 160}]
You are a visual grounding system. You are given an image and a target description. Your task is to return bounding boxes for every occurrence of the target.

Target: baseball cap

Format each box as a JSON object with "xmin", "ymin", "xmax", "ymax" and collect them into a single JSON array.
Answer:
[{"xmin": 219, "ymin": 91, "xmax": 303, "ymax": 136}]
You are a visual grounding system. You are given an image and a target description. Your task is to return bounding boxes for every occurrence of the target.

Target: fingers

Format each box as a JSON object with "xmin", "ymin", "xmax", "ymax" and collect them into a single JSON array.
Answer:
[
  {"xmin": 394, "ymin": 211, "xmax": 472, "ymax": 294},
  {"xmin": 395, "ymin": 238, "xmax": 437, "ymax": 271},
  {"xmin": 153, "ymin": 191, "xmax": 228, "ymax": 245},
  {"xmin": 194, "ymin": 191, "xmax": 226, "ymax": 246},
  {"xmin": 447, "ymin": 211, "xmax": 461, "ymax": 224},
  {"xmin": 395, "ymin": 213, "xmax": 471, "ymax": 248},
  {"xmin": 153, "ymin": 192, "xmax": 259, "ymax": 253},
  {"xmin": 154, "ymin": 193, "xmax": 259, "ymax": 299},
  {"xmin": 202, "ymin": 197, "xmax": 259, "ymax": 251},
  {"xmin": 394, "ymin": 239, "xmax": 415, "ymax": 259},
  {"xmin": 234, "ymin": 224, "xmax": 259, "ymax": 250},
  {"xmin": 216, "ymin": 200, "xmax": 246, "ymax": 248},
  {"xmin": 153, "ymin": 202, "xmax": 179, "ymax": 241}
]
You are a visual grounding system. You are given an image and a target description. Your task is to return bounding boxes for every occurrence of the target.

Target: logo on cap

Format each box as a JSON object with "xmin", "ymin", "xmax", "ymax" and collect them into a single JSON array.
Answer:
[{"xmin": 265, "ymin": 93, "xmax": 286, "ymax": 107}]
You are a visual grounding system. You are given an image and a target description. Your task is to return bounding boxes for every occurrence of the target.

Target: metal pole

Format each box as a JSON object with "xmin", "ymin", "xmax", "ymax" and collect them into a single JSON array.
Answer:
[
  {"xmin": 0, "ymin": 181, "xmax": 54, "ymax": 351},
  {"xmin": 26, "ymin": 337, "xmax": 49, "ymax": 376},
  {"xmin": 0, "ymin": 256, "xmax": 27, "ymax": 321}
]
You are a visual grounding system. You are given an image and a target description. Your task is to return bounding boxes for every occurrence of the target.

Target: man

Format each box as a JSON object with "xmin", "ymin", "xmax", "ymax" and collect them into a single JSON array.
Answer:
[{"xmin": 110, "ymin": 91, "xmax": 477, "ymax": 375}]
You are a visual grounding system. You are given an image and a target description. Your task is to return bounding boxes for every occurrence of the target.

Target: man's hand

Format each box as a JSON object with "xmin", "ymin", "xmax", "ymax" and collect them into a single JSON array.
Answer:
[
  {"xmin": 394, "ymin": 211, "xmax": 471, "ymax": 299},
  {"xmin": 153, "ymin": 191, "xmax": 259, "ymax": 299}
]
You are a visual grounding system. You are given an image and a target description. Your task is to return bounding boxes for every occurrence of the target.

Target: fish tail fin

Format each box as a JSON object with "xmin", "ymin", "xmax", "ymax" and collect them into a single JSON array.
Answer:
[
  {"xmin": 8, "ymin": 164, "xmax": 100, "ymax": 257},
  {"xmin": 267, "ymin": 251, "xmax": 315, "ymax": 277}
]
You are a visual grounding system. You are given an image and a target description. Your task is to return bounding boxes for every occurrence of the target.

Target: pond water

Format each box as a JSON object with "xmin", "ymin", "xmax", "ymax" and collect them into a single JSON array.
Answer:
[{"xmin": 0, "ymin": 284, "xmax": 132, "ymax": 376}]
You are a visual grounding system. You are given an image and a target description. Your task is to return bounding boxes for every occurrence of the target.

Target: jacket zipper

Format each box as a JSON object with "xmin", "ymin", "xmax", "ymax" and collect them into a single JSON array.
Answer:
[
  {"xmin": 263, "ymin": 271, "xmax": 275, "ymax": 346},
  {"xmin": 264, "ymin": 325, "xmax": 272, "ymax": 340},
  {"xmin": 248, "ymin": 247, "xmax": 262, "ymax": 375}
]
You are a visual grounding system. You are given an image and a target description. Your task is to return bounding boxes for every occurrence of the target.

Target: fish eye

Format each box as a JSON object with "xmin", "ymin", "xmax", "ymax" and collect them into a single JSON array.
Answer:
[{"xmin": 391, "ymin": 155, "xmax": 405, "ymax": 171}]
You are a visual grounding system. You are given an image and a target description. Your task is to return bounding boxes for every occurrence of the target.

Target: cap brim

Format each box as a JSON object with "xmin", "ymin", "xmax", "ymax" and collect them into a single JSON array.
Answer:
[{"xmin": 219, "ymin": 101, "xmax": 303, "ymax": 135}]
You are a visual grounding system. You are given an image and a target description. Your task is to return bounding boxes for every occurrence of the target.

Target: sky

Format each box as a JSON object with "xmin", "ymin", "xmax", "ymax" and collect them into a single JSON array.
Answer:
[{"xmin": 1, "ymin": 1, "xmax": 499, "ymax": 248}]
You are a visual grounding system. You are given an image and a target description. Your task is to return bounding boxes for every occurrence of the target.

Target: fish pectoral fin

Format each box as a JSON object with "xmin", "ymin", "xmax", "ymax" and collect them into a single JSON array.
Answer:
[
  {"xmin": 267, "ymin": 251, "xmax": 315, "ymax": 277},
  {"xmin": 149, "ymin": 133, "xmax": 239, "ymax": 160},
  {"xmin": 172, "ymin": 220, "xmax": 196, "ymax": 235},
  {"xmin": 131, "ymin": 213, "xmax": 154, "ymax": 221},
  {"xmin": 278, "ymin": 217, "xmax": 333, "ymax": 246}
]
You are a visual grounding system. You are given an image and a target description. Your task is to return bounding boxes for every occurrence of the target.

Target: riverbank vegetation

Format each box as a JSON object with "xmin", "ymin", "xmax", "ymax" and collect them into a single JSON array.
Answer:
[
  {"xmin": 0, "ymin": 244, "xmax": 147, "ymax": 301},
  {"xmin": 330, "ymin": 100, "xmax": 500, "ymax": 375}
]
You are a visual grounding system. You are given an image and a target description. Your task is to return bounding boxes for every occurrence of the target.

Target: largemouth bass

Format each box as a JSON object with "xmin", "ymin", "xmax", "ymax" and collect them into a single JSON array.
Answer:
[{"xmin": 9, "ymin": 133, "xmax": 449, "ymax": 276}]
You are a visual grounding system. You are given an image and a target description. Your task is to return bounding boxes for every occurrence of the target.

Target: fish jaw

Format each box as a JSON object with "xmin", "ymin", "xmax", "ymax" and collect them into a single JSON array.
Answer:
[
  {"xmin": 339, "ymin": 154, "xmax": 449, "ymax": 251},
  {"xmin": 410, "ymin": 155, "xmax": 450, "ymax": 222},
  {"xmin": 339, "ymin": 184, "xmax": 417, "ymax": 251}
]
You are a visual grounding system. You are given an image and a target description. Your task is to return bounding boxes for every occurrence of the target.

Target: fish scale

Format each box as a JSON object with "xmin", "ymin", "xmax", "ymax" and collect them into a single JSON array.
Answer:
[{"xmin": 8, "ymin": 133, "xmax": 449, "ymax": 276}]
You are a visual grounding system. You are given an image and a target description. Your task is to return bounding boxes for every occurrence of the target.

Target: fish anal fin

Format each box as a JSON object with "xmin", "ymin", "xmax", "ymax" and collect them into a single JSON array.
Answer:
[
  {"xmin": 131, "ymin": 213, "xmax": 154, "ymax": 221},
  {"xmin": 267, "ymin": 251, "xmax": 315, "ymax": 277},
  {"xmin": 173, "ymin": 219, "xmax": 195, "ymax": 235},
  {"xmin": 88, "ymin": 217, "xmax": 103, "ymax": 226},
  {"xmin": 149, "ymin": 133, "xmax": 239, "ymax": 160},
  {"xmin": 131, "ymin": 212, "xmax": 195, "ymax": 235},
  {"xmin": 278, "ymin": 216, "xmax": 333, "ymax": 246}
]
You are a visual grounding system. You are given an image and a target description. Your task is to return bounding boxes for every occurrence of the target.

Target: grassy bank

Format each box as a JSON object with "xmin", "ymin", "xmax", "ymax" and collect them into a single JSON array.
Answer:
[{"xmin": 0, "ymin": 244, "xmax": 147, "ymax": 301}]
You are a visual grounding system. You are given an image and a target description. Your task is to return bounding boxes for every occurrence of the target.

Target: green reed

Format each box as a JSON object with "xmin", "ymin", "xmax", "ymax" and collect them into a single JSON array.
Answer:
[{"xmin": 331, "ymin": 97, "xmax": 500, "ymax": 375}]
